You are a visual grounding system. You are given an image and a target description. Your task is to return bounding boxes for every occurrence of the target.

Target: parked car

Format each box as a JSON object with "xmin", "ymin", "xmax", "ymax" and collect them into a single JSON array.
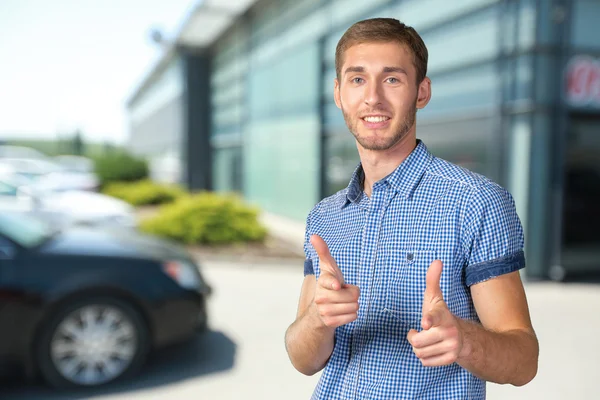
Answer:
[
  {"xmin": 54, "ymin": 155, "xmax": 95, "ymax": 174},
  {"xmin": 0, "ymin": 157, "xmax": 98, "ymax": 192},
  {"xmin": 0, "ymin": 170, "xmax": 136, "ymax": 230},
  {"xmin": 0, "ymin": 145, "xmax": 48, "ymax": 160},
  {"xmin": 0, "ymin": 212, "xmax": 211, "ymax": 388}
]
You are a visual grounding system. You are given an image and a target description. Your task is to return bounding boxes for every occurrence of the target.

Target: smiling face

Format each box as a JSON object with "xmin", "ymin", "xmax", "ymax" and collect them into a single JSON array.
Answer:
[{"xmin": 334, "ymin": 41, "xmax": 431, "ymax": 151}]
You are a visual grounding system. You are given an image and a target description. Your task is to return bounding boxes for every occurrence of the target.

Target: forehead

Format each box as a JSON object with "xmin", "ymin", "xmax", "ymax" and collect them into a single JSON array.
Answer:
[{"xmin": 342, "ymin": 41, "xmax": 414, "ymax": 73}]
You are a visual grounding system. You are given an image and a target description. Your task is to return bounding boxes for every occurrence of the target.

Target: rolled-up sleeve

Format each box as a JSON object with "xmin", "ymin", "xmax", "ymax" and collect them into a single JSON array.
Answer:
[
  {"xmin": 303, "ymin": 207, "xmax": 317, "ymax": 276},
  {"xmin": 464, "ymin": 183, "xmax": 526, "ymax": 286}
]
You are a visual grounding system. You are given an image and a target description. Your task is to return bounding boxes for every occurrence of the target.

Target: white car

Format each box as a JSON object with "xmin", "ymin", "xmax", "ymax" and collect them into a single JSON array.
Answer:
[
  {"xmin": 0, "ymin": 158, "xmax": 99, "ymax": 192},
  {"xmin": 0, "ymin": 171, "xmax": 136, "ymax": 230}
]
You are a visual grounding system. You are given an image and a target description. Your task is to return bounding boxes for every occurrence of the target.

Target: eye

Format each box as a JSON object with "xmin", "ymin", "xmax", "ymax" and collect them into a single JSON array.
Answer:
[
  {"xmin": 386, "ymin": 77, "xmax": 399, "ymax": 84},
  {"xmin": 352, "ymin": 77, "xmax": 364, "ymax": 84}
]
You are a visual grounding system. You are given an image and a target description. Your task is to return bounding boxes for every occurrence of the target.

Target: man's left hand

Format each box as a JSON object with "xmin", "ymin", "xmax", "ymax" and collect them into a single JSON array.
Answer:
[{"xmin": 407, "ymin": 260, "xmax": 467, "ymax": 367}]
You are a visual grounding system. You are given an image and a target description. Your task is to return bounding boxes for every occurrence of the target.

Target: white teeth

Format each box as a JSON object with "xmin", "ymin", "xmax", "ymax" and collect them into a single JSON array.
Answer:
[{"xmin": 363, "ymin": 116, "xmax": 389, "ymax": 123}]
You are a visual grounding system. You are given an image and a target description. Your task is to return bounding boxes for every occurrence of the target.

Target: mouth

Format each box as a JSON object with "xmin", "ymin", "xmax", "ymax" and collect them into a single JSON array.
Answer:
[
  {"xmin": 361, "ymin": 115, "xmax": 391, "ymax": 123},
  {"xmin": 361, "ymin": 115, "xmax": 391, "ymax": 128}
]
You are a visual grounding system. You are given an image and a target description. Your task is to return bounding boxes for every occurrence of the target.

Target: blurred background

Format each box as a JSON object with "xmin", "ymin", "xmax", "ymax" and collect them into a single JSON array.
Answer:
[{"xmin": 0, "ymin": 0, "xmax": 599, "ymax": 399}]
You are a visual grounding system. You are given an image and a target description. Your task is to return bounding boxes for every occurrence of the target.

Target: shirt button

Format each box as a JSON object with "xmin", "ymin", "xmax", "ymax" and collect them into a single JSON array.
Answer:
[{"xmin": 407, "ymin": 253, "xmax": 414, "ymax": 261}]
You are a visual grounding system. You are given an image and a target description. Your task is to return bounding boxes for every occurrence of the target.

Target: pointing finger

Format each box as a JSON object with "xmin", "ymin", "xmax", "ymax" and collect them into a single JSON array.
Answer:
[{"xmin": 311, "ymin": 234, "xmax": 344, "ymax": 284}]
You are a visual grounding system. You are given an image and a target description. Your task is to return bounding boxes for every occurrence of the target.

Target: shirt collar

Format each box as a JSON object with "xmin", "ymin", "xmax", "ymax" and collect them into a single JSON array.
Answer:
[{"xmin": 343, "ymin": 140, "xmax": 433, "ymax": 208}]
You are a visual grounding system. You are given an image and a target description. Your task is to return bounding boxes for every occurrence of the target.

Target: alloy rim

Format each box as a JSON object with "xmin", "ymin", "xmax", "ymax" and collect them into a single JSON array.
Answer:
[{"xmin": 50, "ymin": 304, "xmax": 137, "ymax": 385}]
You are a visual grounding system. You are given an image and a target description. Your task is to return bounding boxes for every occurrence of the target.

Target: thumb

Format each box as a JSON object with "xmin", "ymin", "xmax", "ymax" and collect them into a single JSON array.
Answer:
[
  {"xmin": 421, "ymin": 305, "xmax": 447, "ymax": 330},
  {"xmin": 310, "ymin": 234, "xmax": 344, "ymax": 284},
  {"xmin": 424, "ymin": 259, "xmax": 444, "ymax": 303}
]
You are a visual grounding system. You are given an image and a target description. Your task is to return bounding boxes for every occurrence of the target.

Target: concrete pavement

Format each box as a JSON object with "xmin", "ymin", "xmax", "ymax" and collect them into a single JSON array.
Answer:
[{"xmin": 3, "ymin": 258, "xmax": 599, "ymax": 399}]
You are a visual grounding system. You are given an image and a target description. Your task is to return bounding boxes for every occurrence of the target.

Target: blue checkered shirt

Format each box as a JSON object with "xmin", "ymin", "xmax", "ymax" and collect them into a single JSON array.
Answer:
[{"xmin": 303, "ymin": 140, "xmax": 525, "ymax": 399}]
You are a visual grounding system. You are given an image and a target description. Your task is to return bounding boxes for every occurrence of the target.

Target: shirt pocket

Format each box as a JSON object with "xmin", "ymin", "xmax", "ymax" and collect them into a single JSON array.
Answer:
[{"xmin": 383, "ymin": 249, "xmax": 436, "ymax": 329}]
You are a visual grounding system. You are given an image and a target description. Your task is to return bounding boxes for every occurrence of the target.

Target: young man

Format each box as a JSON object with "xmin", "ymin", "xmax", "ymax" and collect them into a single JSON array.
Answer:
[{"xmin": 284, "ymin": 18, "xmax": 539, "ymax": 399}]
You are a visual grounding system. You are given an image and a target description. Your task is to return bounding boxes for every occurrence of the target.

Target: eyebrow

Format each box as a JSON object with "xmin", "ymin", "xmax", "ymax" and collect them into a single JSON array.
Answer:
[
  {"xmin": 344, "ymin": 66, "xmax": 365, "ymax": 75},
  {"xmin": 343, "ymin": 66, "xmax": 408, "ymax": 75},
  {"xmin": 383, "ymin": 66, "xmax": 408, "ymax": 75}
]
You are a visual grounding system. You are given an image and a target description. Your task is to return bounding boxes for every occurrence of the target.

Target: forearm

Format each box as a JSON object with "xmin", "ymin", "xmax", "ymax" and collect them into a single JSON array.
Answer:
[
  {"xmin": 285, "ymin": 303, "xmax": 335, "ymax": 375},
  {"xmin": 457, "ymin": 318, "xmax": 539, "ymax": 386}
]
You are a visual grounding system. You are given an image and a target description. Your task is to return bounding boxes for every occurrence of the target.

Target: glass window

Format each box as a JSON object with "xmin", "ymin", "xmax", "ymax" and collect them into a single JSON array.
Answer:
[
  {"xmin": 561, "ymin": 116, "xmax": 600, "ymax": 272},
  {"xmin": 515, "ymin": 55, "xmax": 534, "ymax": 101},
  {"xmin": 324, "ymin": 28, "xmax": 346, "ymax": 65},
  {"xmin": 518, "ymin": 0, "xmax": 536, "ymax": 51},
  {"xmin": 211, "ymin": 56, "xmax": 248, "ymax": 88},
  {"xmin": 244, "ymin": 115, "xmax": 320, "ymax": 221},
  {"xmin": 0, "ymin": 181, "xmax": 17, "ymax": 196},
  {"xmin": 129, "ymin": 57, "xmax": 183, "ymax": 125},
  {"xmin": 213, "ymin": 23, "xmax": 249, "ymax": 66},
  {"xmin": 534, "ymin": 54, "xmax": 558, "ymax": 105},
  {"xmin": 538, "ymin": 0, "xmax": 563, "ymax": 46},
  {"xmin": 330, "ymin": 0, "xmax": 392, "ymax": 29},
  {"xmin": 323, "ymin": 68, "xmax": 336, "ymax": 99},
  {"xmin": 418, "ymin": 116, "xmax": 497, "ymax": 181},
  {"xmin": 213, "ymin": 147, "xmax": 243, "ymax": 193},
  {"xmin": 252, "ymin": 9, "xmax": 327, "ymax": 67},
  {"xmin": 571, "ymin": 0, "xmax": 600, "ymax": 49},
  {"xmin": 506, "ymin": 114, "xmax": 532, "ymax": 229},
  {"xmin": 211, "ymin": 80, "xmax": 245, "ymax": 108},
  {"xmin": 396, "ymin": 0, "xmax": 498, "ymax": 31},
  {"xmin": 0, "ymin": 213, "xmax": 54, "ymax": 248},
  {"xmin": 501, "ymin": 0, "xmax": 518, "ymax": 53},
  {"xmin": 324, "ymin": 101, "xmax": 346, "ymax": 128},
  {"xmin": 324, "ymin": 132, "xmax": 360, "ymax": 196},
  {"xmin": 423, "ymin": 63, "xmax": 500, "ymax": 116},
  {"xmin": 249, "ymin": 42, "xmax": 320, "ymax": 119},
  {"xmin": 423, "ymin": 6, "xmax": 500, "ymax": 74},
  {"xmin": 212, "ymin": 103, "xmax": 244, "ymax": 133}
]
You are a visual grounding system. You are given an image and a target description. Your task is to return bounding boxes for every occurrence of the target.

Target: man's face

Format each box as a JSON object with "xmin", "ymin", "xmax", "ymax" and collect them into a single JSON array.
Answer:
[{"xmin": 334, "ymin": 41, "xmax": 431, "ymax": 151}]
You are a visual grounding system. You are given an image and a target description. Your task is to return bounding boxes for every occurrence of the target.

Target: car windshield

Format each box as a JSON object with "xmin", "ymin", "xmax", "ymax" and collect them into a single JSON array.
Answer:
[{"xmin": 0, "ymin": 212, "xmax": 56, "ymax": 247}]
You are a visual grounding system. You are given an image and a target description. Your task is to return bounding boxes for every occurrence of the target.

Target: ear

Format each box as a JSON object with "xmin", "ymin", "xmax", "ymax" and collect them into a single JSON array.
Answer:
[
  {"xmin": 334, "ymin": 78, "xmax": 342, "ymax": 110},
  {"xmin": 416, "ymin": 77, "xmax": 432, "ymax": 110}
]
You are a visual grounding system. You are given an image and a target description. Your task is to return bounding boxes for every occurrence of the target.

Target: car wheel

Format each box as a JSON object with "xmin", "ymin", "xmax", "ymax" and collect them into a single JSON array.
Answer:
[{"xmin": 36, "ymin": 296, "xmax": 149, "ymax": 389}]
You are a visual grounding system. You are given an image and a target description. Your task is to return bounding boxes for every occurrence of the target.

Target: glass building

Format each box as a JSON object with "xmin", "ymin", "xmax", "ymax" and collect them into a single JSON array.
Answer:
[{"xmin": 127, "ymin": 0, "xmax": 600, "ymax": 280}]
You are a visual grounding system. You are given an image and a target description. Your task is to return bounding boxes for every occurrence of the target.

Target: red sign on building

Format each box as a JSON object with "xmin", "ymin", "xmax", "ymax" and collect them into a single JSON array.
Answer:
[{"xmin": 566, "ymin": 55, "xmax": 600, "ymax": 108}]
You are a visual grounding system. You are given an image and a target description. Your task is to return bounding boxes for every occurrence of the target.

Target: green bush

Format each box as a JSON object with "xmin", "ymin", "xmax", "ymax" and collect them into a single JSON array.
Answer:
[
  {"xmin": 140, "ymin": 192, "xmax": 267, "ymax": 245},
  {"xmin": 103, "ymin": 180, "xmax": 186, "ymax": 206},
  {"xmin": 94, "ymin": 151, "xmax": 148, "ymax": 187}
]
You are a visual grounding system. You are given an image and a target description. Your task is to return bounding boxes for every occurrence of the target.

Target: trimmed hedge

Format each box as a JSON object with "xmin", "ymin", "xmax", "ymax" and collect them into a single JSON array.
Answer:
[
  {"xmin": 94, "ymin": 151, "xmax": 148, "ymax": 187},
  {"xmin": 139, "ymin": 192, "xmax": 267, "ymax": 245},
  {"xmin": 103, "ymin": 180, "xmax": 185, "ymax": 206}
]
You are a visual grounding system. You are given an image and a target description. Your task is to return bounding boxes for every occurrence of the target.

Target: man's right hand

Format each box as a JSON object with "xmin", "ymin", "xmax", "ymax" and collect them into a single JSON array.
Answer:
[{"xmin": 310, "ymin": 234, "xmax": 360, "ymax": 328}]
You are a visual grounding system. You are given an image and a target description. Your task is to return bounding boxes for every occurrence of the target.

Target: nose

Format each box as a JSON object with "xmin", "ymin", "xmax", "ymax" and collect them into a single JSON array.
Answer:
[{"xmin": 364, "ymin": 81, "xmax": 383, "ymax": 107}]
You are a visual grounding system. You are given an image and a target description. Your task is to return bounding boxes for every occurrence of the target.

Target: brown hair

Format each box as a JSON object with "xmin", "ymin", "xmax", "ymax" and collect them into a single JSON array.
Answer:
[{"xmin": 335, "ymin": 18, "xmax": 428, "ymax": 84}]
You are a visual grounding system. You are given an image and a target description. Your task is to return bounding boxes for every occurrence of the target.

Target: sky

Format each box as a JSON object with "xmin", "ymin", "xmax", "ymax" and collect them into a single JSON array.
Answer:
[{"xmin": 0, "ymin": 0, "xmax": 197, "ymax": 144}]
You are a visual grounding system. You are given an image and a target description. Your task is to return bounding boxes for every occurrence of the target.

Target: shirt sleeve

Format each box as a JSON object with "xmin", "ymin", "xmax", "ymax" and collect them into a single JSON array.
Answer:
[
  {"xmin": 463, "ymin": 182, "xmax": 526, "ymax": 286},
  {"xmin": 303, "ymin": 206, "xmax": 316, "ymax": 276}
]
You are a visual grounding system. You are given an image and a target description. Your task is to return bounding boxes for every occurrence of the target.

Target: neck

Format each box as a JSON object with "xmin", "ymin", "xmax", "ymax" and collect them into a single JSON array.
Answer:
[{"xmin": 358, "ymin": 131, "xmax": 417, "ymax": 197}]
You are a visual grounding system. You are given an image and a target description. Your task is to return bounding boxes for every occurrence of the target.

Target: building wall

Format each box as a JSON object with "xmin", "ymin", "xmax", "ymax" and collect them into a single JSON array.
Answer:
[
  {"xmin": 128, "ymin": 0, "xmax": 600, "ymax": 279},
  {"xmin": 206, "ymin": 0, "xmax": 565, "ymax": 277},
  {"xmin": 128, "ymin": 57, "xmax": 185, "ymax": 184}
]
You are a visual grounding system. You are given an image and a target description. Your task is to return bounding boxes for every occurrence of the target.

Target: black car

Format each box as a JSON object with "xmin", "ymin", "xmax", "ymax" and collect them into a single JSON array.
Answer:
[{"xmin": 0, "ymin": 212, "xmax": 211, "ymax": 389}]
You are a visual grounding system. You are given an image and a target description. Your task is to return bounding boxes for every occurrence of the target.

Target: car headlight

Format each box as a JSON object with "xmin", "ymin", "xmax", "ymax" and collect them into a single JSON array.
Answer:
[{"xmin": 162, "ymin": 260, "xmax": 203, "ymax": 290}]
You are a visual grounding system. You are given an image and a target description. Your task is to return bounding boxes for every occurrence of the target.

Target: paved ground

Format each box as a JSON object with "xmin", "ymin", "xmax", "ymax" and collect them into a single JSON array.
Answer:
[{"xmin": 2, "ymin": 259, "xmax": 598, "ymax": 399}]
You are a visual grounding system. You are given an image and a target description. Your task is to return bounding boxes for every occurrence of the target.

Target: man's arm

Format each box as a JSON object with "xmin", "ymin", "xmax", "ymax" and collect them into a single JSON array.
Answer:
[
  {"xmin": 284, "ymin": 275, "xmax": 335, "ymax": 376},
  {"xmin": 456, "ymin": 270, "xmax": 538, "ymax": 386},
  {"xmin": 285, "ymin": 235, "xmax": 360, "ymax": 376},
  {"xmin": 407, "ymin": 263, "xmax": 539, "ymax": 386}
]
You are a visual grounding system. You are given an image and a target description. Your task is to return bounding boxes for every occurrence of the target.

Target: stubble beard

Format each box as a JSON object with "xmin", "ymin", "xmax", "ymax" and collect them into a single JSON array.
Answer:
[{"xmin": 342, "ymin": 102, "xmax": 417, "ymax": 151}]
